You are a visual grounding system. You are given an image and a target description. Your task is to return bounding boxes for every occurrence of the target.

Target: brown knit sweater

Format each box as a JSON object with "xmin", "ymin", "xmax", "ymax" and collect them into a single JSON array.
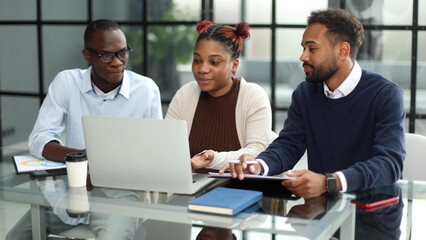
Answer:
[{"xmin": 189, "ymin": 78, "xmax": 242, "ymax": 161}]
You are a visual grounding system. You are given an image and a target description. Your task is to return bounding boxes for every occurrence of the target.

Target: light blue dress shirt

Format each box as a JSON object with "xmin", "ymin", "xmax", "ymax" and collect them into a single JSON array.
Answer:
[{"xmin": 29, "ymin": 67, "xmax": 162, "ymax": 158}]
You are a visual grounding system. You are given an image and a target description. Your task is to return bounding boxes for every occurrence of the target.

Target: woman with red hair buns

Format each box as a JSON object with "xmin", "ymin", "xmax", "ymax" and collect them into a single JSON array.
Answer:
[{"xmin": 166, "ymin": 21, "xmax": 276, "ymax": 172}]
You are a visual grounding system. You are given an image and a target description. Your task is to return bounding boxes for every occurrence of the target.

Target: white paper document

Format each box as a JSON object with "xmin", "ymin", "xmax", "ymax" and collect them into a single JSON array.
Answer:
[{"xmin": 13, "ymin": 155, "xmax": 66, "ymax": 173}]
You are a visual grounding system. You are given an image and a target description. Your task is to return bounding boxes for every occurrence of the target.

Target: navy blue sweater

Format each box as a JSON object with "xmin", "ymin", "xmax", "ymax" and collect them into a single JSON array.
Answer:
[{"xmin": 258, "ymin": 70, "xmax": 406, "ymax": 192}]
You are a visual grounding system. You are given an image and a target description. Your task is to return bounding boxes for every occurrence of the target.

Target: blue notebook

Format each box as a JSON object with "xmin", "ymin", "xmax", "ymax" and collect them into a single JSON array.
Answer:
[{"xmin": 187, "ymin": 187, "xmax": 263, "ymax": 216}]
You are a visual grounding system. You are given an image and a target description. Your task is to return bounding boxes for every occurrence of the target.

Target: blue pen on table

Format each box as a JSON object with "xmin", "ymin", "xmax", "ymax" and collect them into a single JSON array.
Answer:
[{"xmin": 228, "ymin": 160, "xmax": 258, "ymax": 165}]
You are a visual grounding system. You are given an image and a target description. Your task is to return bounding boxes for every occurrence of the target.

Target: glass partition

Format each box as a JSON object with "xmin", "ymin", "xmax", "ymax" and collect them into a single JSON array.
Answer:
[
  {"xmin": 148, "ymin": 0, "xmax": 201, "ymax": 21},
  {"xmin": 383, "ymin": 0, "xmax": 413, "ymax": 26},
  {"xmin": 245, "ymin": 0, "xmax": 272, "ymax": 24},
  {"xmin": 420, "ymin": 0, "xmax": 426, "ymax": 25},
  {"xmin": 123, "ymin": 26, "xmax": 144, "ymax": 73},
  {"xmin": 42, "ymin": 26, "xmax": 87, "ymax": 93},
  {"xmin": 213, "ymin": 0, "xmax": 241, "ymax": 24},
  {"xmin": 275, "ymin": 29, "xmax": 305, "ymax": 109},
  {"xmin": 148, "ymin": 25, "xmax": 197, "ymax": 101},
  {"xmin": 358, "ymin": 30, "xmax": 412, "ymax": 114},
  {"xmin": 1, "ymin": 96, "xmax": 39, "ymax": 147},
  {"xmin": 276, "ymin": 0, "xmax": 328, "ymax": 24},
  {"xmin": 0, "ymin": 26, "xmax": 39, "ymax": 93},
  {"xmin": 417, "ymin": 31, "xmax": 426, "ymax": 115},
  {"xmin": 93, "ymin": 0, "xmax": 143, "ymax": 21},
  {"xmin": 41, "ymin": 0, "xmax": 87, "ymax": 21},
  {"xmin": 345, "ymin": 0, "xmax": 413, "ymax": 26},
  {"xmin": 0, "ymin": 0, "xmax": 36, "ymax": 20}
]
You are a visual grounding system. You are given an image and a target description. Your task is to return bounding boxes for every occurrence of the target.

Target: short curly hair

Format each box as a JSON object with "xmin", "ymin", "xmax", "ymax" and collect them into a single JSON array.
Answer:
[
  {"xmin": 84, "ymin": 19, "xmax": 123, "ymax": 48},
  {"xmin": 307, "ymin": 8, "xmax": 364, "ymax": 60}
]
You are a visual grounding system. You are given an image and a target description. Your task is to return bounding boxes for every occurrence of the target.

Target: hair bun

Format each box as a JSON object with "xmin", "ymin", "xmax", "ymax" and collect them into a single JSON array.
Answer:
[
  {"xmin": 197, "ymin": 20, "xmax": 214, "ymax": 34},
  {"xmin": 235, "ymin": 22, "xmax": 250, "ymax": 40}
]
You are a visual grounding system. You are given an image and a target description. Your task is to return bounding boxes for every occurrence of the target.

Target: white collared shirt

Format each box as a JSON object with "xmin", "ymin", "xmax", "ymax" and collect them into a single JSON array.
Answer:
[
  {"xmin": 323, "ymin": 61, "xmax": 361, "ymax": 192},
  {"xmin": 323, "ymin": 61, "xmax": 362, "ymax": 99},
  {"xmin": 28, "ymin": 67, "xmax": 163, "ymax": 158},
  {"xmin": 92, "ymin": 82, "xmax": 120, "ymax": 99},
  {"xmin": 260, "ymin": 61, "xmax": 362, "ymax": 193}
]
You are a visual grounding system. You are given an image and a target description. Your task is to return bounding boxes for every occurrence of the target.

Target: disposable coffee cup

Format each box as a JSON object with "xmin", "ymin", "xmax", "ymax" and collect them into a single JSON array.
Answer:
[
  {"xmin": 67, "ymin": 186, "xmax": 89, "ymax": 218},
  {"xmin": 65, "ymin": 152, "xmax": 88, "ymax": 188}
]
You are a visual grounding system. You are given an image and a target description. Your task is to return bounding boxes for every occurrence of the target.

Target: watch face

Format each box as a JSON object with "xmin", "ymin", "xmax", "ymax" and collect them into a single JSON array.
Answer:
[
  {"xmin": 328, "ymin": 179, "xmax": 337, "ymax": 192},
  {"xmin": 326, "ymin": 173, "xmax": 338, "ymax": 192}
]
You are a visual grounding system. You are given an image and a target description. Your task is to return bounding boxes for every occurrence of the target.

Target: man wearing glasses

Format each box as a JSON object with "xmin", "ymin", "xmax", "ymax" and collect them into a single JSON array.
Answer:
[
  {"xmin": 28, "ymin": 19, "xmax": 162, "ymax": 162},
  {"xmin": 7, "ymin": 20, "xmax": 161, "ymax": 240}
]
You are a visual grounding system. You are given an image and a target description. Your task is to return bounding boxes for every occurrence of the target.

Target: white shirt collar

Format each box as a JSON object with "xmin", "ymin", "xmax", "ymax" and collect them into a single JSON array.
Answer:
[
  {"xmin": 92, "ymin": 83, "xmax": 120, "ymax": 99},
  {"xmin": 82, "ymin": 66, "xmax": 130, "ymax": 100},
  {"xmin": 323, "ymin": 61, "xmax": 362, "ymax": 99}
]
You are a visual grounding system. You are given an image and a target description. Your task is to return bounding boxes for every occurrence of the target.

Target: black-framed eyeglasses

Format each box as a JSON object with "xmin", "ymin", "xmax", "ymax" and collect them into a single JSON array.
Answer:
[{"xmin": 86, "ymin": 47, "xmax": 132, "ymax": 63}]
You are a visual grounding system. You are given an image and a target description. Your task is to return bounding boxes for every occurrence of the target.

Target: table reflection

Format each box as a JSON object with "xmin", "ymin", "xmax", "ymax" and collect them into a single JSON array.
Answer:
[
  {"xmin": 353, "ymin": 184, "xmax": 403, "ymax": 240},
  {"xmin": 4, "ymin": 173, "xmax": 404, "ymax": 240},
  {"xmin": 134, "ymin": 220, "xmax": 238, "ymax": 240},
  {"xmin": 196, "ymin": 227, "xmax": 236, "ymax": 240},
  {"xmin": 284, "ymin": 184, "xmax": 403, "ymax": 240},
  {"xmin": 6, "ymin": 176, "xmax": 141, "ymax": 240}
]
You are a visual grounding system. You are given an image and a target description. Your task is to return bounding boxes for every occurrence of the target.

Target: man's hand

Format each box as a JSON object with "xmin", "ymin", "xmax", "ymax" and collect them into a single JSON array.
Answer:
[
  {"xmin": 286, "ymin": 195, "xmax": 327, "ymax": 219},
  {"xmin": 42, "ymin": 141, "xmax": 86, "ymax": 162},
  {"xmin": 191, "ymin": 150, "xmax": 214, "ymax": 169},
  {"xmin": 219, "ymin": 154, "xmax": 262, "ymax": 180},
  {"xmin": 282, "ymin": 170, "xmax": 328, "ymax": 198}
]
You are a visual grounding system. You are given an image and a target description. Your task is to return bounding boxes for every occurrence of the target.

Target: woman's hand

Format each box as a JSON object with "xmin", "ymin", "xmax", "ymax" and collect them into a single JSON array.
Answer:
[{"xmin": 191, "ymin": 150, "xmax": 214, "ymax": 169}]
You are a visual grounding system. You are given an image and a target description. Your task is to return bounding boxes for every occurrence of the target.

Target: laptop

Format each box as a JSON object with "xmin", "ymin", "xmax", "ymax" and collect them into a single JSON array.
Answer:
[{"xmin": 82, "ymin": 116, "xmax": 215, "ymax": 194}]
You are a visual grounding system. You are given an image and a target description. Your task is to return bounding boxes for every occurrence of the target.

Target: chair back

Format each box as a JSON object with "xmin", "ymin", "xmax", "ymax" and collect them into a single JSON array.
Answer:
[{"xmin": 403, "ymin": 133, "xmax": 426, "ymax": 181}]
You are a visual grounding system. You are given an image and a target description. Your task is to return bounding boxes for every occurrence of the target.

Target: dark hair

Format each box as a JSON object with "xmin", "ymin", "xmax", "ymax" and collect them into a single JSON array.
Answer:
[
  {"xmin": 84, "ymin": 19, "xmax": 123, "ymax": 48},
  {"xmin": 307, "ymin": 8, "xmax": 364, "ymax": 60},
  {"xmin": 195, "ymin": 20, "xmax": 250, "ymax": 59}
]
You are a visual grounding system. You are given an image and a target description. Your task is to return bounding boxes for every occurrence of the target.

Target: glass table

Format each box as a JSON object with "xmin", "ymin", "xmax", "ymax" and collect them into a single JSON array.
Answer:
[{"xmin": 1, "ymin": 147, "xmax": 425, "ymax": 240}]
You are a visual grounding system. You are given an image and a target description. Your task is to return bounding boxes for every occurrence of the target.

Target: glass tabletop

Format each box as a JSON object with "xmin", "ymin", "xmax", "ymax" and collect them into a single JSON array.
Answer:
[{"xmin": 1, "ymin": 147, "xmax": 425, "ymax": 240}]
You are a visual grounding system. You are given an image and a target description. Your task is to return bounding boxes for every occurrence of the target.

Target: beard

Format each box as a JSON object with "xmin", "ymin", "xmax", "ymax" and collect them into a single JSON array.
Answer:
[{"xmin": 304, "ymin": 55, "xmax": 339, "ymax": 83}]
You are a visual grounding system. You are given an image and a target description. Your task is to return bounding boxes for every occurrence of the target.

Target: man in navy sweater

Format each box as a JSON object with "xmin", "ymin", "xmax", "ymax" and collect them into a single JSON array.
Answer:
[{"xmin": 223, "ymin": 8, "xmax": 406, "ymax": 198}]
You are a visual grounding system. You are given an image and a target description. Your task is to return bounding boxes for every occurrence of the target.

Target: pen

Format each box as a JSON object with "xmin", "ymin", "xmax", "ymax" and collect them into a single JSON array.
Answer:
[{"xmin": 228, "ymin": 160, "xmax": 258, "ymax": 164}]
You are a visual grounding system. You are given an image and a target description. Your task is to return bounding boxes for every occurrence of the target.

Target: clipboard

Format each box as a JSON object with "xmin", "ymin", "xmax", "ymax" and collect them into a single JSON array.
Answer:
[{"xmin": 208, "ymin": 172, "xmax": 297, "ymax": 181}]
